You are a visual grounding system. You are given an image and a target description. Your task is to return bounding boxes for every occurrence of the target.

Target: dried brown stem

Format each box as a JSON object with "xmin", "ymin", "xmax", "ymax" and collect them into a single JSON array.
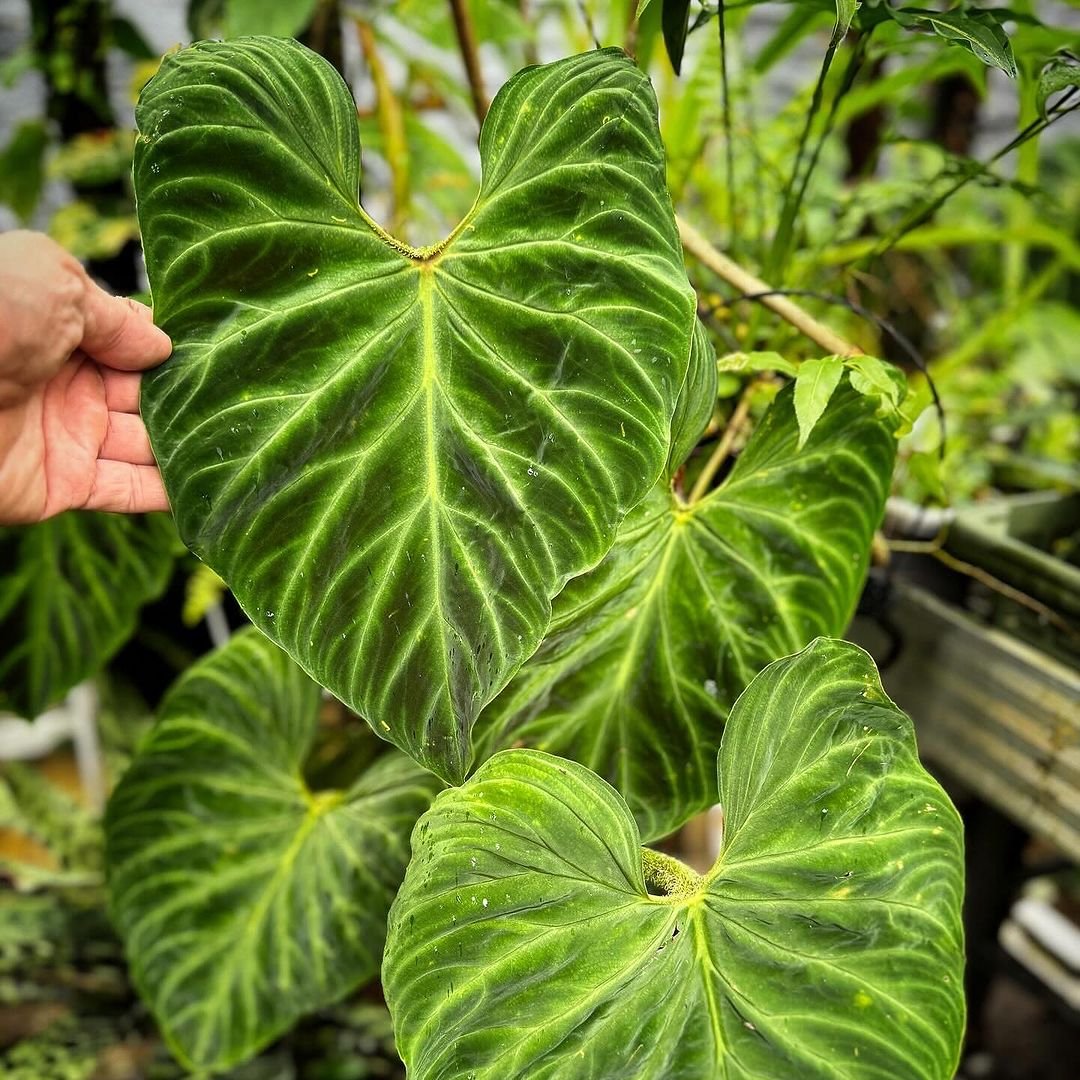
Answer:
[
  {"xmin": 448, "ymin": 0, "xmax": 489, "ymax": 123},
  {"xmin": 688, "ymin": 382, "xmax": 756, "ymax": 504},
  {"xmin": 677, "ymin": 215, "xmax": 860, "ymax": 357}
]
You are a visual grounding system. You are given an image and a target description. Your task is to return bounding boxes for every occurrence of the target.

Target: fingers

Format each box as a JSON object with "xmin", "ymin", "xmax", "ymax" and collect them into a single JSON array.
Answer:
[
  {"xmin": 102, "ymin": 368, "xmax": 142, "ymax": 413},
  {"xmin": 84, "ymin": 460, "xmax": 170, "ymax": 515},
  {"xmin": 101, "ymin": 411, "xmax": 155, "ymax": 466},
  {"xmin": 81, "ymin": 278, "xmax": 172, "ymax": 371}
]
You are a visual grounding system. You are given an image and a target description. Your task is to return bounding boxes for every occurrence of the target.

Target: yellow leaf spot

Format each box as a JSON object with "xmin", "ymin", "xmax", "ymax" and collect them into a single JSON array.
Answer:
[{"xmin": 854, "ymin": 991, "xmax": 873, "ymax": 1009}]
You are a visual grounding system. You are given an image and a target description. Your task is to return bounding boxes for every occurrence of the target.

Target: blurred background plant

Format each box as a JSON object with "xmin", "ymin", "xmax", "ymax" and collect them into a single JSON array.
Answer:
[{"xmin": 1, "ymin": 1, "xmax": 1078, "ymax": 1076}]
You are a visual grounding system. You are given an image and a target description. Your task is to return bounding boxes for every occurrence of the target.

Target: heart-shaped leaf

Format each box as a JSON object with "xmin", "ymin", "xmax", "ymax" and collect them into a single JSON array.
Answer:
[
  {"xmin": 477, "ymin": 378, "xmax": 896, "ymax": 840},
  {"xmin": 385, "ymin": 638, "xmax": 965, "ymax": 1080},
  {"xmin": 136, "ymin": 39, "xmax": 696, "ymax": 784},
  {"xmin": 105, "ymin": 628, "xmax": 439, "ymax": 1072},
  {"xmin": 0, "ymin": 512, "xmax": 178, "ymax": 718}
]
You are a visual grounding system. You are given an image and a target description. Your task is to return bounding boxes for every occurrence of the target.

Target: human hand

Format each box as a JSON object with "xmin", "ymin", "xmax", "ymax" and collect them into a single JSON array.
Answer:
[{"xmin": 0, "ymin": 231, "xmax": 172, "ymax": 525}]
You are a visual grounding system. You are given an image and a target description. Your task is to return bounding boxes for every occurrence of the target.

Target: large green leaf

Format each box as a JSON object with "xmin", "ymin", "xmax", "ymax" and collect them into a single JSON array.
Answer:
[
  {"xmin": 476, "ymin": 378, "xmax": 896, "ymax": 840},
  {"xmin": 0, "ymin": 512, "xmax": 178, "ymax": 718},
  {"xmin": 668, "ymin": 318, "xmax": 717, "ymax": 473},
  {"xmin": 135, "ymin": 39, "xmax": 696, "ymax": 785},
  {"xmin": 105, "ymin": 628, "xmax": 439, "ymax": 1072},
  {"xmin": 385, "ymin": 639, "xmax": 965, "ymax": 1080}
]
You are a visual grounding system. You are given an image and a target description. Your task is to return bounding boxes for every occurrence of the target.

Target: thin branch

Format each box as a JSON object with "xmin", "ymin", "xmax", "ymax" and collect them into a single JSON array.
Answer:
[
  {"xmin": 576, "ymin": 0, "xmax": 601, "ymax": 50},
  {"xmin": 869, "ymin": 87, "xmax": 1080, "ymax": 262},
  {"xmin": 519, "ymin": 0, "xmax": 539, "ymax": 66},
  {"xmin": 717, "ymin": 3, "xmax": 735, "ymax": 247},
  {"xmin": 678, "ymin": 215, "xmax": 860, "ymax": 356},
  {"xmin": 886, "ymin": 542, "xmax": 1080, "ymax": 641},
  {"xmin": 357, "ymin": 19, "xmax": 409, "ymax": 233},
  {"xmin": 448, "ymin": 0, "xmax": 489, "ymax": 123},
  {"xmin": 688, "ymin": 382, "xmax": 756, "ymax": 503}
]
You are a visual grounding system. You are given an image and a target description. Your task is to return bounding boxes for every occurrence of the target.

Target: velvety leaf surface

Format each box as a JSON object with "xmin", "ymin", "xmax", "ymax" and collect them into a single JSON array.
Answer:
[
  {"xmin": 668, "ymin": 318, "xmax": 717, "ymax": 473},
  {"xmin": 135, "ymin": 39, "xmax": 696, "ymax": 784},
  {"xmin": 105, "ymin": 628, "xmax": 439, "ymax": 1072},
  {"xmin": 0, "ymin": 512, "xmax": 178, "ymax": 718},
  {"xmin": 476, "ymin": 379, "xmax": 895, "ymax": 840},
  {"xmin": 385, "ymin": 639, "xmax": 965, "ymax": 1080}
]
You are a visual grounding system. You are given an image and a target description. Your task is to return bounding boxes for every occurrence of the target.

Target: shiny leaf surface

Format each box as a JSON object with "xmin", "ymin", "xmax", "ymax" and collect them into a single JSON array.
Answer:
[
  {"xmin": 0, "ymin": 512, "xmax": 178, "ymax": 718},
  {"xmin": 105, "ymin": 629, "xmax": 438, "ymax": 1072},
  {"xmin": 136, "ymin": 39, "xmax": 696, "ymax": 784},
  {"xmin": 385, "ymin": 639, "xmax": 965, "ymax": 1080},
  {"xmin": 477, "ymin": 379, "xmax": 895, "ymax": 839},
  {"xmin": 668, "ymin": 318, "xmax": 717, "ymax": 473}
]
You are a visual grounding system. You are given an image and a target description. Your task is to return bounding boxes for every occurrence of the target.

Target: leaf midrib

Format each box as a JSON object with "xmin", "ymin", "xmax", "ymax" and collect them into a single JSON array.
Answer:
[{"xmin": 179, "ymin": 778, "xmax": 344, "ymax": 1063}]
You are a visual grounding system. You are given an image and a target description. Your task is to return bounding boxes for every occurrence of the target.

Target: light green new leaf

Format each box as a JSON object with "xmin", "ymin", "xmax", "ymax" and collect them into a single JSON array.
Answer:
[
  {"xmin": 846, "ymin": 353, "xmax": 905, "ymax": 413},
  {"xmin": 224, "ymin": 0, "xmax": 320, "ymax": 38},
  {"xmin": 136, "ymin": 39, "xmax": 696, "ymax": 784},
  {"xmin": 716, "ymin": 350, "xmax": 798, "ymax": 377},
  {"xmin": 476, "ymin": 378, "xmax": 895, "ymax": 840},
  {"xmin": 385, "ymin": 639, "xmax": 965, "ymax": 1080},
  {"xmin": 794, "ymin": 355, "xmax": 844, "ymax": 448},
  {"xmin": 0, "ymin": 513, "xmax": 178, "ymax": 719},
  {"xmin": 105, "ymin": 629, "xmax": 439, "ymax": 1073}
]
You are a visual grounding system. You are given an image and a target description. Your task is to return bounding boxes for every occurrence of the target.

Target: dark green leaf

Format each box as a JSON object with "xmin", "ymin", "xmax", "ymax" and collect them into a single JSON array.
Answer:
[
  {"xmin": 891, "ymin": 7, "xmax": 1018, "ymax": 77},
  {"xmin": 385, "ymin": 639, "xmax": 966, "ymax": 1079},
  {"xmin": 662, "ymin": 0, "xmax": 692, "ymax": 74},
  {"xmin": 105, "ymin": 628, "xmax": 439, "ymax": 1072},
  {"xmin": 0, "ymin": 120, "xmax": 48, "ymax": 224},
  {"xmin": 1037, "ymin": 53, "xmax": 1080, "ymax": 118},
  {"xmin": 668, "ymin": 319, "xmax": 717, "ymax": 473},
  {"xmin": 136, "ymin": 40, "xmax": 696, "ymax": 784},
  {"xmin": 109, "ymin": 16, "xmax": 157, "ymax": 60},
  {"xmin": 476, "ymin": 379, "xmax": 896, "ymax": 839},
  {"xmin": 0, "ymin": 513, "xmax": 178, "ymax": 718}
]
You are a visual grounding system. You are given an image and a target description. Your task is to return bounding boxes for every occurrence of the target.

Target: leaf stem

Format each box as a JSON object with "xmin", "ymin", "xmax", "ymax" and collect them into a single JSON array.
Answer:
[
  {"xmin": 448, "ymin": 0, "xmax": 489, "ymax": 123},
  {"xmin": 519, "ymin": 0, "xmax": 539, "ymax": 66},
  {"xmin": 678, "ymin": 216, "xmax": 859, "ymax": 356},
  {"xmin": 717, "ymin": 2, "xmax": 736, "ymax": 247},
  {"xmin": 687, "ymin": 381, "xmax": 755, "ymax": 504},
  {"xmin": 767, "ymin": 33, "xmax": 841, "ymax": 279},
  {"xmin": 641, "ymin": 847, "xmax": 702, "ymax": 899},
  {"xmin": 357, "ymin": 19, "xmax": 409, "ymax": 233}
]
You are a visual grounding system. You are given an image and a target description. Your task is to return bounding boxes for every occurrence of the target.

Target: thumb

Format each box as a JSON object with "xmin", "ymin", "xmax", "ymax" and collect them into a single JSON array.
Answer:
[{"xmin": 81, "ymin": 278, "xmax": 172, "ymax": 371}]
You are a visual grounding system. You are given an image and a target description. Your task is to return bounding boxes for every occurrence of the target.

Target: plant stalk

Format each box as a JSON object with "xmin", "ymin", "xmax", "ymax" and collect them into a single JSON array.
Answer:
[
  {"xmin": 357, "ymin": 19, "xmax": 409, "ymax": 234},
  {"xmin": 688, "ymin": 381, "xmax": 755, "ymax": 503},
  {"xmin": 448, "ymin": 0, "xmax": 489, "ymax": 123},
  {"xmin": 677, "ymin": 216, "xmax": 859, "ymax": 356}
]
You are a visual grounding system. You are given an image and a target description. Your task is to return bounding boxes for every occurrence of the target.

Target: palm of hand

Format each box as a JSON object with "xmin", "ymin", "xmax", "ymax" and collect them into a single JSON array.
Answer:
[
  {"xmin": 0, "ymin": 231, "xmax": 170, "ymax": 526},
  {"xmin": 7, "ymin": 357, "xmax": 152, "ymax": 524}
]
